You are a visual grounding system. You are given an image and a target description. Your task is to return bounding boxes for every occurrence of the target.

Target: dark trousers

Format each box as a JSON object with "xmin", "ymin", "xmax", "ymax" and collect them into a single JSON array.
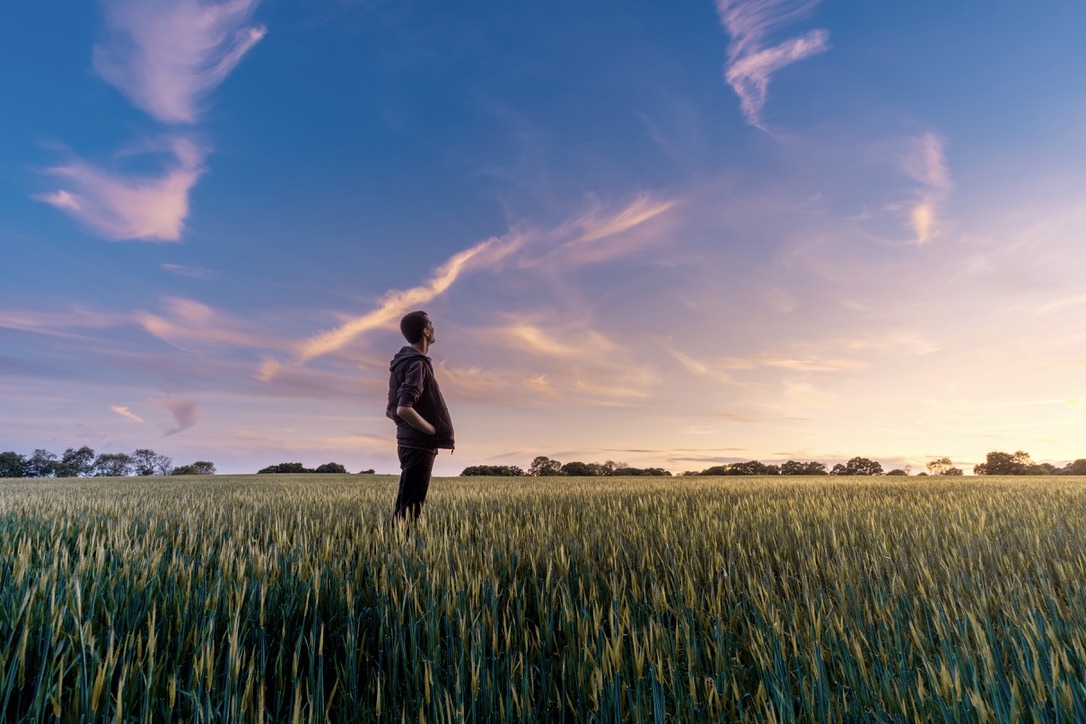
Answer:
[{"xmin": 393, "ymin": 445, "xmax": 437, "ymax": 521}]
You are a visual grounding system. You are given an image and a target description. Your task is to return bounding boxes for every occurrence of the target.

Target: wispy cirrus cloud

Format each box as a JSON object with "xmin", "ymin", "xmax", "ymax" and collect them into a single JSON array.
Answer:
[
  {"xmin": 36, "ymin": 137, "xmax": 205, "ymax": 241},
  {"xmin": 94, "ymin": 0, "xmax": 266, "ymax": 124},
  {"xmin": 898, "ymin": 132, "xmax": 952, "ymax": 245},
  {"xmin": 283, "ymin": 192, "xmax": 676, "ymax": 370},
  {"xmin": 715, "ymin": 0, "xmax": 830, "ymax": 130},
  {"xmin": 110, "ymin": 405, "xmax": 144, "ymax": 423},
  {"xmin": 536, "ymin": 194, "xmax": 679, "ymax": 267},
  {"xmin": 162, "ymin": 263, "xmax": 218, "ymax": 279},
  {"xmin": 0, "ymin": 307, "xmax": 126, "ymax": 337},
  {"xmin": 136, "ymin": 296, "xmax": 279, "ymax": 350},
  {"xmin": 296, "ymin": 232, "xmax": 528, "ymax": 363},
  {"xmin": 499, "ymin": 321, "xmax": 617, "ymax": 360},
  {"xmin": 472, "ymin": 315, "xmax": 659, "ymax": 403},
  {"xmin": 566, "ymin": 194, "xmax": 679, "ymax": 247}
]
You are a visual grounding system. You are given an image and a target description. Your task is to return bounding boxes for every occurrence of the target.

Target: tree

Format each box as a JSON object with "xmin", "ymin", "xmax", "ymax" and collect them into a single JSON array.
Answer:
[
  {"xmin": 780, "ymin": 460, "xmax": 827, "ymax": 475},
  {"xmin": 599, "ymin": 461, "xmax": 627, "ymax": 476},
  {"xmin": 172, "ymin": 461, "xmax": 216, "ymax": 476},
  {"xmin": 25, "ymin": 449, "xmax": 61, "ymax": 478},
  {"xmin": 943, "ymin": 467, "xmax": 963, "ymax": 476},
  {"xmin": 258, "ymin": 462, "xmax": 310, "ymax": 474},
  {"xmin": 974, "ymin": 450, "xmax": 1032, "ymax": 475},
  {"xmin": 461, "ymin": 465, "xmax": 525, "ymax": 476},
  {"xmin": 560, "ymin": 461, "xmax": 596, "ymax": 476},
  {"xmin": 844, "ymin": 457, "xmax": 883, "ymax": 476},
  {"xmin": 612, "ymin": 467, "xmax": 671, "ymax": 476},
  {"xmin": 94, "ymin": 453, "xmax": 132, "ymax": 477},
  {"xmin": 886, "ymin": 469, "xmax": 909, "ymax": 476},
  {"xmin": 59, "ymin": 446, "xmax": 96, "ymax": 477},
  {"xmin": 1063, "ymin": 459, "xmax": 1086, "ymax": 476},
  {"xmin": 830, "ymin": 463, "xmax": 848, "ymax": 475},
  {"xmin": 528, "ymin": 456, "xmax": 562, "ymax": 476},
  {"xmin": 727, "ymin": 460, "xmax": 770, "ymax": 476},
  {"xmin": 314, "ymin": 462, "xmax": 348, "ymax": 474},
  {"xmin": 359, "ymin": 468, "xmax": 376, "ymax": 474},
  {"xmin": 131, "ymin": 449, "xmax": 173, "ymax": 476},
  {"xmin": 0, "ymin": 452, "xmax": 27, "ymax": 478},
  {"xmin": 926, "ymin": 457, "xmax": 953, "ymax": 476}
]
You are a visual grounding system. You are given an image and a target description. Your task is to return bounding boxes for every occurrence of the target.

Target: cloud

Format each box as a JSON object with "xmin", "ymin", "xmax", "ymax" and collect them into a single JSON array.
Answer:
[
  {"xmin": 94, "ymin": 0, "xmax": 266, "ymax": 124},
  {"xmin": 284, "ymin": 192, "xmax": 675, "ymax": 370},
  {"xmin": 256, "ymin": 357, "xmax": 281, "ymax": 382},
  {"xmin": 667, "ymin": 348, "xmax": 743, "ymax": 389},
  {"xmin": 897, "ymin": 132, "xmax": 952, "ymax": 245},
  {"xmin": 716, "ymin": 0, "xmax": 830, "ymax": 130},
  {"xmin": 158, "ymin": 398, "xmax": 200, "ymax": 435},
  {"xmin": 36, "ymin": 137, "xmax": 205, "ymax": 241},
  {"xmin": 501, "ymin": 322, "xmax": 617, "ymax": 359},
  {"xmin": 0, "ymin": 307, "xmax": 126, "ymax": 337},
  {"xmin": 295, "ymin": 231, "xmax": 528, "ymax": 363},
  {"xmin": 162, "ymin": 263, "xmax": 218, "ymax": 279},
  {"xmin": 900, "ymin": 132, "xmax": 951, "ymax": 189},
  {"xmin": 110, "ymin": 405, "xmax": 144, "ymax": 423},
  {"xmin": 477, "ymin": 316, "xmax": 659, "ymax": 403},
  {"xmin": 136, "ymin": 296, "xmax": 278, "ymax": 350},
  {"xmin": 566, "ymin": 195, "xmax": 679, "ymax": 247},
  {"xmin": 783, "ymin": 380, "xmax": 835, "ymax": 405},
  {"xmin": 523, "ymin": 193, "xmax": 679, "ymax": 269},
  {"xmin": 1031, "ymin": 293, "xmax": 1086, "ymax": 318}
]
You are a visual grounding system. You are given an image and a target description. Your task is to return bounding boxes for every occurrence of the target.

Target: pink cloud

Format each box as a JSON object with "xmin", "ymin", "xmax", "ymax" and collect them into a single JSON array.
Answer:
[
  {"xmin": 109, "ymin": 405, "xmax": 145, "ymax": 423},
  {"xmin": 136, "ymin": 296, "xmax": 280, "ymax": 350},
  {"xmin": 94, "ymin": 0, "xmax": 266, "ymax": 124},
  {"xmin": 716, "ymin": 0, "xmax": 830, "ymax": 130},
  {"xmin": 158, "ymin": 398, "xmax": 200, "ymax": 435},
  {"xmin": 36, "ymin": 137, "xmax": 205, "ymax": 241}
]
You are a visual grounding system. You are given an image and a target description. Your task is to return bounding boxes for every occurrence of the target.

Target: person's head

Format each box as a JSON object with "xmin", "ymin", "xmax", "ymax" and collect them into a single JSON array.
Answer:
[{"xmin": 400, "ymin": 311, "xmax": 434, "ymax": 345}]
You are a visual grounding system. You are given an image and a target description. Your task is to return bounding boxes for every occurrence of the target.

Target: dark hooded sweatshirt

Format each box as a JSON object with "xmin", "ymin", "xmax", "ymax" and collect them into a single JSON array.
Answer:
[{"xmin": 387, "ymin": 346, "xmax": 455, "ymax": 450}]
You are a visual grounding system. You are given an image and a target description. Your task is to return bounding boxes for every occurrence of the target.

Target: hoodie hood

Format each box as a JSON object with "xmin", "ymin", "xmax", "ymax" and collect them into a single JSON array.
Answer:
[{"xmin": 390, "ymin": 346, "xmax": 429, "ymax": 372}]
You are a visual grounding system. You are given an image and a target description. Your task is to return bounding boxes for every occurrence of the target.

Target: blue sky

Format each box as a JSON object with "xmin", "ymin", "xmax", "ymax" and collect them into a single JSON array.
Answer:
[{"xmin": 3, "ymin": 0, "xmax": 1085, "ymax": 475}]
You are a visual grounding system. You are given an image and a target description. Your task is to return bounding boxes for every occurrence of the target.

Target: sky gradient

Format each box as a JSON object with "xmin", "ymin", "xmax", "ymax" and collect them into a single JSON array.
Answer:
[{"xmin": 3, "ymin": 0, "xmax": 1085, "ymax": 476}]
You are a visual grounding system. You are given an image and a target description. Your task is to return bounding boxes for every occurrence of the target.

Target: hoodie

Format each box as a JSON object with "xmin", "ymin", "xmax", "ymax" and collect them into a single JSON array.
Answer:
[{"xmin": 387, "ymin": 346, "xmax": 455, "ymax": 450}]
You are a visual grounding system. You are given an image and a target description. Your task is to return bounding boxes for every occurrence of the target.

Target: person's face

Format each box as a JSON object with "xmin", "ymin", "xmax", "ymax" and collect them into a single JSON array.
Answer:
[{"xmin": 424, "ymin": 319, "xmax": 435, "ymax": 345}]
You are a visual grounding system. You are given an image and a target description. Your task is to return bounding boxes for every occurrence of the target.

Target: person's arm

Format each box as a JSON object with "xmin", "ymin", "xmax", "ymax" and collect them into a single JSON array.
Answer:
[
  {"xmin": 395, "ymin": 406, "xmax": 435, "ymax": 435},
  {"xmin": 395, "ymin": 359, "xmax": 435, "ymax": 434}
]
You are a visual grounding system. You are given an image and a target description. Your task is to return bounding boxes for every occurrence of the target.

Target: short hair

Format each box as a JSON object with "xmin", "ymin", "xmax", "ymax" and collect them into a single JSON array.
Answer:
[{"xmin": 400, "ymin": 311, "xmax": 430, "ymax": 343}]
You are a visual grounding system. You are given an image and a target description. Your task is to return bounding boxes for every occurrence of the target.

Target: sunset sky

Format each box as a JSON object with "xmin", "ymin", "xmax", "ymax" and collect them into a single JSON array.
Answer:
[{"xmin": 3, "ymin": 0, "xmax": 1085, "ymax": 476}]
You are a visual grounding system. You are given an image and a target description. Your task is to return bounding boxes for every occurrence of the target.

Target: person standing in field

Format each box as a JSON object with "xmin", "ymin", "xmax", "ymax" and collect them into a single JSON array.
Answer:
[{"xmin": 386, "ymin": 311, "xmax": 455, "ymax": 522}]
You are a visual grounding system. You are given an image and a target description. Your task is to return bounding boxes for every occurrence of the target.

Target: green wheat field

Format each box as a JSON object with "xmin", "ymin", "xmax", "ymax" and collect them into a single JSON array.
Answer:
[{"xmin": 3, "ymin": 474, "xmax": 1086, "ymax": 721}]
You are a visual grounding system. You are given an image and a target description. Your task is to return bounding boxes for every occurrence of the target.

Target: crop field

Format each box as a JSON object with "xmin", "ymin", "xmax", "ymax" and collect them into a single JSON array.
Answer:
[{"xmin": 3, "ymin": 474, "xmax": 1086, "ymax": 721}]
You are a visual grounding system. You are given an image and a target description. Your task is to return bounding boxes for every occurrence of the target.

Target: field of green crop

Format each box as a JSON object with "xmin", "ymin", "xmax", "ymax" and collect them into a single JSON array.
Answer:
[{"xmin": 3, "ymin": 474, "xmax": 1086, "ymax": 721}]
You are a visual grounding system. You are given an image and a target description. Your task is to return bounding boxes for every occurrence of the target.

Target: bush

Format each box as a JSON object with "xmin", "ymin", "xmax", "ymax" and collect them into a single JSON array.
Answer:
[
  {"xmin": 461, "ymin": 465, "xmax": 526, "ymax": 476},
  {"xmin": 172, "ymin": 461, "xmax": 217, "ymax": 476},
  {"xmin": 258, "ymin": 462, "xmax": 311, "ymax": 474}
]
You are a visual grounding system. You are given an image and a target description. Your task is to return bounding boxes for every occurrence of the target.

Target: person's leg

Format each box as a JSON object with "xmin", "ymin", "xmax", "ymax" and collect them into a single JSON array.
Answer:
[{"xmin": 393, "ymin": 446, "xmax": 436, "ymax": 521}]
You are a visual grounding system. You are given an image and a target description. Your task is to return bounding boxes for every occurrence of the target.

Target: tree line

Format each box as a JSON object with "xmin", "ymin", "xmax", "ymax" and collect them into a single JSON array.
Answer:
[
  {"xmin": 972, "ymin": 450, "xmax": 1086, "ymax": 476},
  {"xmin": 0, "ymin": 448, "xmax": 385, "ymax": 478},
  {"xmin": 461, "ymin": 457, "xmax": 672, "ymax": 477},
  {"xmin": 0, "ymin": 447, "xmax": 215, "ymax": 478},
  {"xmin": 256, "ymin": 462, "xmax": 375, "ymax": 475},
  {"xmin": 461, "ymin": 451, "xmax": 1086, "ymax": 478},
  {"xmin": 6, "ymin": 446, "xmax": 1085, "ymax": 480}
]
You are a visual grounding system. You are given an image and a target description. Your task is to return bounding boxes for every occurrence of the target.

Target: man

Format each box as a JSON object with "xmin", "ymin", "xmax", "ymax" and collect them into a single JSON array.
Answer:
[{"xmin": 386, "ymin": 310, "xmax": 455, "ymax": 521}]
